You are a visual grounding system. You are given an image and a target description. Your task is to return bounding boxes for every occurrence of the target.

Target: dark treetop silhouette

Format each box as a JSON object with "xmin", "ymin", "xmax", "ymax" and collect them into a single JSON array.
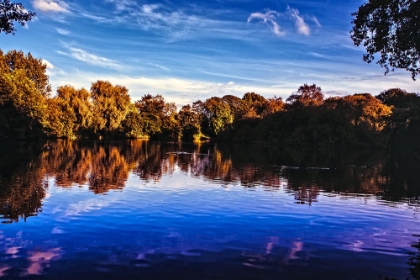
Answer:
[
  {"xmin": 351, "ymin": 0, "xmax": 420, "ymax": 80},
  {"xmin": 0, "ymin": 0, "xmax": 36, "ymax": 35}
]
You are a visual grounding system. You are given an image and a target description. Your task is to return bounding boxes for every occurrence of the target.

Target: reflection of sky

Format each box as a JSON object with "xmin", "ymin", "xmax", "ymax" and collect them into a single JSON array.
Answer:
[{"xmin": 0, "ymin": 169, "xmax": 418, "ymax": 279}]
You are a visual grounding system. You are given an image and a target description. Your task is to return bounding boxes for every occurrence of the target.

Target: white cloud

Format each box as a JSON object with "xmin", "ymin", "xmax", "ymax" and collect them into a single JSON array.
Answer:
[
  {"xmin": 56, "ymin": 27, "xmax": 70, "ymax": 35},
  {"xmin": 58, "ymin": 47, "xmax": 122, "ymax": 70},
  {"xmin": 105, "ymin": 0, "xmax": 135, "ymax": 11},
  {"xmin": 287, "ymin": 7, "xmax": 310, "ymax": 36},
  {"xmin": 42, "ymin": 59, "xmax": 54, "ymax": 69},
  {"xmin": 312, "ymin": 16, "xmax": 321, "ymax": 27},
  {"xmin": 32, "ymin": 0, "xmax": 69, "ymax": 13},
  {"xmin": 247, "ymin": 10, "xmax": 285, "ymax": 37},
  {"xmin": 149, "ymin": 63, "xmax": 170, "ymax": 71}
]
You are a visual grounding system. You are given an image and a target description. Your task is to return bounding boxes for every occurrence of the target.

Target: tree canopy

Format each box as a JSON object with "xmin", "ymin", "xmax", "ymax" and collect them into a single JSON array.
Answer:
[
  {"xmin": 350, "ymin": 0, "xmax": 420, "ymax": 79},
  {"xmin": 0, "ymin": 0, "xmax": 36, "ymax": 35}
]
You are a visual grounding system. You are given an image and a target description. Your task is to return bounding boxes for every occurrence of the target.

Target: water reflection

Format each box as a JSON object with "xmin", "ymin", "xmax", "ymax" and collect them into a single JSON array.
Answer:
[{"xmin": 0, "ymin": 140, "xmax": 419, "ymax": 223}]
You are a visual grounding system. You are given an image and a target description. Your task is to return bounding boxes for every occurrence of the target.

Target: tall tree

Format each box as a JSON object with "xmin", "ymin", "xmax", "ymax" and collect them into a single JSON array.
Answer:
[
  {"xmin": 90, "ymin": 80, "xmax": 131, "ymax": 135},
  {"xmin": 0, "ymin": 49, "xmax": 51, "ymax": 95},
  {"xmin": 0, "ymin": 0, "xmax": 36, "ymax": 35},
  {"xmin": 56, "ymin": 85, "xmax": 92, "ymax": 134},
  {"xmin": 351, "ymin": 0, "xmax": 420, "ymax": 79},
  {"xmin": 0, "ymin": 69, "xmax": 48, "ymax": 139}
]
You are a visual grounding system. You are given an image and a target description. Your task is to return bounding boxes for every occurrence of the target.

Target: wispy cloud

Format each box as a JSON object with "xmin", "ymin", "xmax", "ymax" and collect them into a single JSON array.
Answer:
[
  {"xmin": 56, "ymin": 27, "xmax": 70, "ymax": 35},
  {"xmin": 58, "ymin": 47, "xmax": 122, "ymax": 70},
  {"xmin": 247, "ymin": 10, "xmax": 285, "ymax": 37},
  {"xmin": 248, "ymin": 7, "xmax": 316, "ymax": 37},
  {"xmin": 32, "ymin": 0, "xmax": 69, "ymax": 13},
  {"xmin": 105, "ymin": 0, "xmax": 136, "ymax": 12},
  {"xmin": 149, "ymin": 63, "xmax": 170, "ymax": 71},
  {"xmin": 312, "ymin": 16, "xmax": 321, "ymax": 27},
  {"xmin": 287, "ymin": 7, "xmax": 310, "ymax": 36}
]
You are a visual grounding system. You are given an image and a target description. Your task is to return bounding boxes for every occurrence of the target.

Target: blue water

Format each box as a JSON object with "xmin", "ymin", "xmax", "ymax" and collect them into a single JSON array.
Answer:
[{"xmin": 0, "ymin": 141, "xmax": 419, "ymax": 279}]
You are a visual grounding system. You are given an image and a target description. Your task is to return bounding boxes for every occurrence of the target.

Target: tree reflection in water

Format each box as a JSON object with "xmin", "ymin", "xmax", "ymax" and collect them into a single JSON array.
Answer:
[
  {"xmin": 0, "ymin": 140, "xmax": 419, "ymax": 223},
  {"xmin": 408, "ymin": 236, "xmax": 420, "ymax": 280}
]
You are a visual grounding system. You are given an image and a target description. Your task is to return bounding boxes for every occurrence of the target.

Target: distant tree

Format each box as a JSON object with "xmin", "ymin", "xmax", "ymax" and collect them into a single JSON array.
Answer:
[
  {"xmin": 0, "ymin": 0, "xmax": 36, "ymax": 35},
  {"xmin": 90, "ymin": 80, "xmax": 131, "ymax": 135},
  {"xmin": 377, "ymin": 88, "xmax": 420, "ymax": 149},
  {"xmin": 45, "ymin": 85, "xmax": 93, "ymax": 138},
  {"xmin": 121, "ymin": 104, "xmax": 145, "ymax": 138},
  {"xmin": 287, "ymin": 84, "xmax": 324, "ymax": 107},
  {"xmin": 261, "ymin": 96, "xmax": 284, "ymax": 117},
  {"xmin": 242, "ymin": 92, "xmax": 267, "ymax": 118},
  {"xmin": 56, "ymin": 85, "xmax": 92, "ymax": 134},
  {"xmin": 134, "ymin": 94, "xmax": 178, "ymax": 139},
  {"xmin": 350, "ymin": 0, "xmax": 420, "ymax": 79},
  {"xmin": 178, "ymin": 104, "xmax": 202, "ymax": 140},
  {"xmin": 203, "ymin": 97, "xmax": 234, "ymax": 136},
  {"xmin": 222, "ymin": 95, "xmax": 249, "ymax": 119},
  {"xmin": 377, "ymin": 88, "xmax": 420, "ymax": 108}
]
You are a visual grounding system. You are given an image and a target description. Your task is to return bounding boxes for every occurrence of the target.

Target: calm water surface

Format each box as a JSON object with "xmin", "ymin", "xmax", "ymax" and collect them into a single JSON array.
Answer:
[{"xmin": 0, "ymin": 140, "xmax": 419, "ymax": 279}]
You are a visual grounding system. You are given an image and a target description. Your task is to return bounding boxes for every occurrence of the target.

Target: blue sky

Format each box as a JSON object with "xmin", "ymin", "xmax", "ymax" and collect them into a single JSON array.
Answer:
[{"xmin": 1, "ymin": 0, "xmax": 418, "ymax": 105}]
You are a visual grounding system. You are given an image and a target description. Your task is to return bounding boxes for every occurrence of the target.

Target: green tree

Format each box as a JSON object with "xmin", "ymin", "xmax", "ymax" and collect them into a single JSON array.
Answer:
[
  {"xmin": 203, "ymin": 97, "xmax": 233, "ymax": 136},
  {"xmin": 0, "ymin": 0, "xmax": 36, "ymax": 35},
  {"xmin": 350, "ymin": 0, "xmax": 420, "ymax": 79},
  {"xmin": 0, "ymin": 69, "xmax": 48, "ymax": 139},
  {"xmin": 121, "ymin": 104, "xmax": 146, "ymax": 138},
  {"xmin": 45, "ymin": 97, "xmax": 76, "ymax": 138},
  {"xmin": 377, "ymin": 88, "xmax": 420, "ymax": 150},
  {"xmin": 90, "ymin": 80, "xmax": 131, "ymax": 135},
  {"xmin": 178, "ymin": 104, "xmax": 202, "ymax": 141},
  {"xmin": 56, "ymin": 85, "xmax": 92, "ymax": 135}
]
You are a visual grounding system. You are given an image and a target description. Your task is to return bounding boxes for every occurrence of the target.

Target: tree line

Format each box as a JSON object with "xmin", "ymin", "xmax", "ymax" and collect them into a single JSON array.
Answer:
[{"xmin": 0, "ymin": 49, "xmax": 419, "ymax": 150}]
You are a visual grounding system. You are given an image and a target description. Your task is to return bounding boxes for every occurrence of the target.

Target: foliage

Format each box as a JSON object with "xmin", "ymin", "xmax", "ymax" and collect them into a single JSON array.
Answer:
[
  {"xmin": 350, "ymin": 0, "xmax": 420, "ymax": 79},
  {"xmin": 0, "ymin": 49, "xmax": 51, "ymax": 95},
  {"xmin": 134, "ymin": 94, "xmax": 178, "ymax": 140},
  {"xmin": 0, "ymin": 0, "xmax": 36, "ymax": 35},
  {"xmin": 0, "ymin": 50, "xmax": 419, "ymax": 151},
  {"xmin": 286, "ymin": 83, "xmax": 324, "ymax": 107},
  {"xmin": 0, "ymin": 70, "xmax": 48, "ymax": 139},
  {"xmin": 91, "ymin": 80, "xmax": 131, "ymax": 135}
]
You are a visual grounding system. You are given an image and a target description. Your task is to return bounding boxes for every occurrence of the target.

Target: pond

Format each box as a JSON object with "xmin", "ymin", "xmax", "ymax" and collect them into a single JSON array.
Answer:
[{"xmin": 0, "ymin": 140, "xmax": 419, "ymax": 279}]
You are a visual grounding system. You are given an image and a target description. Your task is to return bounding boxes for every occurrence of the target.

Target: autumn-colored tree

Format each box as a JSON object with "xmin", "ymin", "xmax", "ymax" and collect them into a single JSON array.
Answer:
[
  {"xmin": 57, "ymin": 85, "xmax": 92, "ymax": 134},
  {"xmin": 261, "ymin": 96, "xmax": 284, "ymax": 117},
  {"xmin": 242, "ymin": 92, "xmax": 267, "ymax": 118},
  {"xmin": 0, "ymin": 49, "xmax": 51, "ymax": 96},
  {"xmin": 134, "ymin": 94, "xmax": 178, "ymax": 139},
  {"xmin": 287, "ymin": 84, "xmax": 324, "ymax": 107},
  {"xmin": 90, "ymin": 80, "xmax": 131, "ymax": 135}
]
